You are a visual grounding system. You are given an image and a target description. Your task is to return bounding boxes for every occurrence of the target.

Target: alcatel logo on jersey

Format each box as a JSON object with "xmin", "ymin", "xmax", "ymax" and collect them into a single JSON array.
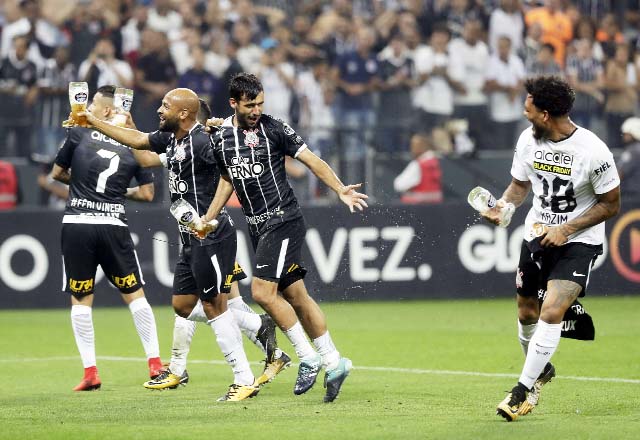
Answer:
[
  {"xmin": 91, "ymin": 131, "xmax": 124, "ymax": 147},
  {"xmin": 534, "ymin": 150, "xmax": 574, "ymax": 166},
  {"xmin": 228, "ymin": 156, "xmax": 264, "ymax": 179},
  {"xmin": 168, "ymin": 170, "xmax": 188, "ymax": 194}
]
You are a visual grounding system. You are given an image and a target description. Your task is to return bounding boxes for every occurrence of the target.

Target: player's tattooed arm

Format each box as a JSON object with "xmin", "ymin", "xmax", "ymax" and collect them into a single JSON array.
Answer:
[
  {"xmin": 50, "ymin": 164, "xmax": 71, "ymax": 185},
  {"xmin": 542, "ymin": 186, "xmax": 620, "ymax": 247},
  {"xmin": 501, "ymin": 178, "xmax": 531, "ymax": 207},
  {"xmin": 78, "ymin": 110, "xmax": 152, "ymax": 150}
]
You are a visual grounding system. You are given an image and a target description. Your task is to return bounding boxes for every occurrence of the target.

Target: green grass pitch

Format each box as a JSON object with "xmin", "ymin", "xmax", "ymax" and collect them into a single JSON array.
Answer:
[{"xmin": 1, "ymin": 297, "xmax": 639, "ymax": 439}]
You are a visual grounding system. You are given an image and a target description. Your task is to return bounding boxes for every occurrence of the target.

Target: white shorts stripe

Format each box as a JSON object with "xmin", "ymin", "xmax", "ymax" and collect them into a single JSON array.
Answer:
[
  {"xmin": 210, "ymin": 254, "xmax": 222, "ymax": 293},
  {"xmin": 61, "ymin": 256, "xmax": 66, "ymax": 292},
  {"xmin": 133, "ymin": 250, "xmax": 145, "ymax": 285},
  {"xmin": 276, "ymin": 238, "xmax": 289, "ymax": 278}
]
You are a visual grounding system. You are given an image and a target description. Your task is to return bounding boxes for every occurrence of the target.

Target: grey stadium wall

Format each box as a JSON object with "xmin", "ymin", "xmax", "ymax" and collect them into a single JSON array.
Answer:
[{"xmin": 0, "ymin": 203, "xmax": 639, "ymax": 308}]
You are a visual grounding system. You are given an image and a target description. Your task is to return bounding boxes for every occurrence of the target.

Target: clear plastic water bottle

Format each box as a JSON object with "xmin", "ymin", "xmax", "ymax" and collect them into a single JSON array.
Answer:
[{"xmin": 467, "ymin": 186, "xmax": 515, "ymax": 228}]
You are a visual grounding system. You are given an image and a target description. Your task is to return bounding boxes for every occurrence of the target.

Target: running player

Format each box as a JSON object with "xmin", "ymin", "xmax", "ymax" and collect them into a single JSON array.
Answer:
[
  {"xmin": 482, "ymin": 76, "xmax": 620, "ymax": 421},
  {"xmin": 200, "ymin": 73, "xmax": 368, "ymax": 403},
  {"xmin": 75, "ymin": 88, "xmax": 276, "ymax": 402},
  {"xmin": 50, "ymin": 85, "xmax": 164, "ymax": 391},
  {"xmin": 133, "ymin": 99, "xmax": 290, "ymax": 390}
]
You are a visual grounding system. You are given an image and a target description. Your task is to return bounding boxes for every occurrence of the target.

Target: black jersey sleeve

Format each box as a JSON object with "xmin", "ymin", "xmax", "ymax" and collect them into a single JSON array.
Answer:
[
  {"xmin": 54, "ymin": 127, "xmax": 84, "ymax": 169},
  {"xmin": 134, "ymin": 165, "xmax": 155, "ymax": 186},
  {"xmin": 276, "ymin": 119, "xmax": 308, "ymax": 158},
  {"xmin": 148, "ymin": 131, "xmax": 172, "ymax": 154}
]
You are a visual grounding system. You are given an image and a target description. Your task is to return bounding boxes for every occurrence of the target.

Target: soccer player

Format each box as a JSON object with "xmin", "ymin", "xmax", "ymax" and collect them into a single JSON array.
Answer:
[
  {"xmin": 199, "ymin": 73, "xmax": 368, "ymax": 403},
  {"xmin": 50, "ymin": 85, "xmax": 164, "ymax": 391},
  {"xmin": 136, "ymin": 99, "xmax": 290, "ymax": 390},
  {"xmin": 482, "ymin": 76, "xmax": 620, "ymax": 421},
  {"xmin": 75, "ymin": 88, "xmax": 279, "ymax": 402}
]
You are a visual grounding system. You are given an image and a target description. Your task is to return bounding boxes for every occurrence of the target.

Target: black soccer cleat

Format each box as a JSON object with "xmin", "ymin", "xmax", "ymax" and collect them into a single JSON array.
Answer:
[
  {"xmin": 496, "ymin": 383, "xmax": 528, "ymax": 422},
  {"xmin": 293, "ymin": 354, "xmax": 322, "ymax": 395},
  {"xmin": 256, "ymin": 314, "xmax": 277, "ymax": 363}
]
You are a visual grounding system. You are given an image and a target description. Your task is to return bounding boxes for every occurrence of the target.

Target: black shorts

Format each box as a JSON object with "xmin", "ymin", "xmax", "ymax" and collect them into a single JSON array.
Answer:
[
  {"xmin": 61, "ymin": 223, "xmax": 144, "ymax": 297},
  {"xmin": 251, "ymin": 218, "xmax": 308, "ymax": 290},
  {"xmin": 516, "ymin": 240, "xmax": 603, "ymax": 298},
  {"xmin": 173, "ymin": 233, "xmax": 241, "ymax": 300}
]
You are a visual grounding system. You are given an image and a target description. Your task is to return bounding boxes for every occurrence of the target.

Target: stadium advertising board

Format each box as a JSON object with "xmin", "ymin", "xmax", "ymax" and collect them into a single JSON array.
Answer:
[{"xmin": 0, "ymin": 204, "xmax": 638, "ymax": 308}]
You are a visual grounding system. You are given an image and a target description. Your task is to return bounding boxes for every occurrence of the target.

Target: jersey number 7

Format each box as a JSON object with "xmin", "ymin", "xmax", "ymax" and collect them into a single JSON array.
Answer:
[{"xmin": 96, "ymin": 149, "xmax": 120, "ymax": 193}]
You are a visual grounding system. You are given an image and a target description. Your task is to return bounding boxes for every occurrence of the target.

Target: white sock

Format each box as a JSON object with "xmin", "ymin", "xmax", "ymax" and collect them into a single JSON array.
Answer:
[
  {"xmin": 518, "ymin": 320, "xmax": 538, "ymax": 356},
  {"xmin": 128, "ymin": 297, "xmax": 160, "ymax": 359},
  {"xmin": 229, "ymin": 307, "xmax": 265, "ymax": 354},
  {"xmin": 284, "ymin": 321, "xmax": 317, "ymax": 363},
  {"xmin": 71, "ymin": 305, "xmax": 96, "ymax": 368},
  {"xmin": 519, "ymin": 320, "xmax": 562, "ymax": 389},
  {"xmin": 313, "ymin": 331, "xmax": 340, "ymax": 370},
  {"xmin": 208, "ymin": 310, "xmax": 254, "ymax": 385},
  {"xmin": 227, "ymin": 296, "xmax": 256, "ymax": 314},
  {"xmin": 169, "ymin": 315, "xmax": 196, "ymax": 376},
  {"xmin": 186, "ymin": 300, "xmax": 208, "ymax": 323}
]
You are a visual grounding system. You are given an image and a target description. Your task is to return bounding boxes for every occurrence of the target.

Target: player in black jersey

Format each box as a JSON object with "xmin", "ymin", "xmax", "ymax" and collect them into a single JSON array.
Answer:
[
  {"xmin": 201, "ymin": 73, "xmax": 368, "ymax": 403},
  {"xmin": 121, "ymin": 98, "xmax": 290, "ymax": 391},
  {"xmin": 50, "ymin": 85, "xmax": 164, "ymax": 391},
  {"xmin": 76, "ymin": 88, "xmax": 274, "ymax": 401}
]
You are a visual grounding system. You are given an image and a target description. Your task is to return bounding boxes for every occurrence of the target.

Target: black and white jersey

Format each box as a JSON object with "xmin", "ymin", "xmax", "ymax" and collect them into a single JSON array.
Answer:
[
  {"xmin": 511, "ymin": 126, "xmax": 620, "ymax": 245},
  {"xmin": 55, "ymin": 127, "xmax": 154, "ymax": 226},
  {"xmin": 211, "ymin": 114, "xmax": 306, "ymax": 236},
  {"xmin": 148, "ymin": 123, "xmax": 234, "ymax": 246}
]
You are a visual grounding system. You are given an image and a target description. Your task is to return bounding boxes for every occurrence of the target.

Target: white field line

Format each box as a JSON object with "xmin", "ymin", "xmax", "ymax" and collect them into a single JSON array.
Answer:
[{"xmin": 1, "ymin": 355, "xmax": 639, "ymax": 384}]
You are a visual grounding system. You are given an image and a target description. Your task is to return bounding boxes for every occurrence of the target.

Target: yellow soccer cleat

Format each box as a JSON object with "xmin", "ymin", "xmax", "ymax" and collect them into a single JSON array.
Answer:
[
  {"xmin": 143, "ymin": 369, "xmax": 182, "ymax": 390},
  {"xmin": 519, "ymin": 363, "xmax": 556, "ymax": 416},
  {"xmin": 496, "ymin": 384, "xmax": 528, "ymax": 422},
  {"xmin": 255, "ymin": 351, "xmax": 292, "ymax": 387},
  {"xmin": 217, "ymin": 383, "xmax": 260, "ymax": 402}
]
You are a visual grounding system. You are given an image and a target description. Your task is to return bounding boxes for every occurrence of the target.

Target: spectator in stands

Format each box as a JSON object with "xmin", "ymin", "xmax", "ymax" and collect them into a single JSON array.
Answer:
[
  {"xmin": 527, "ymin": 43, "xmax": 562, "ymax": 77},
  {"xmin": 573, "ymin": 16, "xmax": 605, "ymax": 61},
  {"xmin": 376, "ymin": 33, "xmax": 414, "ymax": 153},
  {"xmin": 450, "ymin": 19, "xmax": 490, "ymax": 150},
  {"xmin": 132, "ymin": 29, "xmax": 177, "ymax": 131},
  {"xmin": 393, "ymin": 132, "xmax": 443, "ymax": 204},
  {"xmin": 177, "ymin": 46, "xmax": 222, "ymax": 109},
  {"xmin": 566, "ymin": 38, "xmax": 604, "ymax": 130},
  {"xmin": 436, "ymin": 0, "xmax": 487, "ymax": 40},
  {"xmin": 603, "ymin": 42, "xmax": 637, "ymax": 149},
  {"xmin": 120, "ymin": 4, "xmax": 148, "ymax": 65},
  {"xmin": 34, "ymin": 46, "xmax": 76, "ymax": 163},
  {"xmin": 412, "ymin": 24, "xmax": 464, "ymax": 134},
  {"xmin": 212, "ymin": 39, "xmax": 244, "ymax": 118},
  {"xmin": 64, "ymin": 3, "xmax": 109, "ymax": 68},
  {"xmin": 147, "ymin": 0, "xmax": 182, "ymax": 34},
  {"xmin": 520, "ymin": 21, "xmax": 543, "ymax": 70},
  {"xmin": 525, "ymin": 0, "xmax": 573, "ymax": 67},
  {"xmin": 332, "ymin": 26, "xmax": 379, "ymax": 186},
  {"xmin": 232, "ymin": 19, "xmax": 263, "ymax": 73},
  {"xmin": 596, "ymin": 13, "xmax": 625, "ymax": 60},
  {"xmin": 257, "ymin": 42, "xmax": 296, "ymax": 122},
  {"xmin": 484, "ymin": 35, "xmax": 525, "ymax": 150},
  {"xmin": 79, "ymin": 37, "xmax": 133, "ymax": 94},
  {"xmin": 489, "ymin": 0, "xmax": 524, "ymax": 55},
  {"xmin": 0, "ymin": 159, "xmax": 20, "ymax": 210},
  {"xmin": 0, "ymin": 35, "xmax": 38, "ymax": 158},
  {"xmin": 0, "ymin": 0, "xmax": 62, "ymax": 68},
  {"xmin": 618, "ymin": 117, "xmax": 640, "ymax": 201}
]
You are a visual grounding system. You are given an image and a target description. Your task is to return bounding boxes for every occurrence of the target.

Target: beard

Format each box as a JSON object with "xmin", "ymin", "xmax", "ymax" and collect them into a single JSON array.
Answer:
[
  {"xmin": 531, "ymin": 122, "xmax": 550, "ymax": 140},
  {"xmin": 237, "ymin": 112, "xmax": 259, "ymax": 128},
  {"xmin": 159, "ymin": 116, "xmax": 179, "ymax": 133}
]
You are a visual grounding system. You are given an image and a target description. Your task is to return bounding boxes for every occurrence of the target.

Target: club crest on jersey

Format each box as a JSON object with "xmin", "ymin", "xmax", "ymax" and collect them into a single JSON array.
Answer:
[
  {"xmin": 174, "ymin": 144, "xmax": 186, "ymax": 161},
  {"xmin": 243, "ymin": 129, "xmax": 260, "ymax": 148}
]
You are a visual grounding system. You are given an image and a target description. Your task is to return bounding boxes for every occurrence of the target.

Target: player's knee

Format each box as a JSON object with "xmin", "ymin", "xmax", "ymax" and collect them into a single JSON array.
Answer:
[
  {"xmin": 518, "ymin": 306, "xmax": 539, "ymax": 324},
  {"xmin": 172, "ymin": 297, "xmax": 195, "ymax": 318},
  {"xmin": 251, "ymin": 278, "xmax": 277, "ymax": 305},
  {"xmin": 539, "ymin": 307, "xmax": 564, "ymax": 324}
]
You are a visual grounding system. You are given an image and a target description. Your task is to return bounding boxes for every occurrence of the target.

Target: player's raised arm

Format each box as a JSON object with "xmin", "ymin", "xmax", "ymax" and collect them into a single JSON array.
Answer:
[
  {"xmin": 296, "ymin": 148, "xmax": 369, "ymax": 213},
  {"xmin": 77, "ymin": 110, "xmax": 152, "ymax": 150}
]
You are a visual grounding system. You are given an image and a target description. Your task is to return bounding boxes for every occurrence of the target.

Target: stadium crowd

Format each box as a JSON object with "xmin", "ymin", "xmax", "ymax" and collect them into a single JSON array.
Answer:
[{"xmin": 1, "ymin": 0, "xmax": 640, "ymax": 204}]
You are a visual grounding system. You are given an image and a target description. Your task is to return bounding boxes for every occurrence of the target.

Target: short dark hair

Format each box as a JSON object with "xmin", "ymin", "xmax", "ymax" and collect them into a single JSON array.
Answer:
[
  {"xmin": 229, "ymin": 73, "xmax": 263, "ymax": 101},
  {"xmin": 525, "ymin": 76, "xmax": 575, "ymax": 117},
  {"xmin": 96, "ymin": 85, "xmax": 115, "ymax": 99},
  {"xmin": 541, "ymin": 43, "xmax": 555, "ymax": 53},
  {"xmin": 197, "ymin": 98, "xmax": 212, "ymax": 124}
]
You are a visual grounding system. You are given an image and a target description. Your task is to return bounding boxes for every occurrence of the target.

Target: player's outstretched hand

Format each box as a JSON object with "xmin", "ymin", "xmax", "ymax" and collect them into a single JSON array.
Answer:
[
  {"xmin": 205, "ymin": 117, "xmax": 224, "ymax": 133},
  {"xmin": 339, "ymin": 184, "xmax": 369, "ymax": 213},
  {"xmin": 62, "ymin": 111, "xmax": 95, "ymax": 128},
  {"xmin": 540, "ymin": 225, "xmax": 569, "ymax": 247}
]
